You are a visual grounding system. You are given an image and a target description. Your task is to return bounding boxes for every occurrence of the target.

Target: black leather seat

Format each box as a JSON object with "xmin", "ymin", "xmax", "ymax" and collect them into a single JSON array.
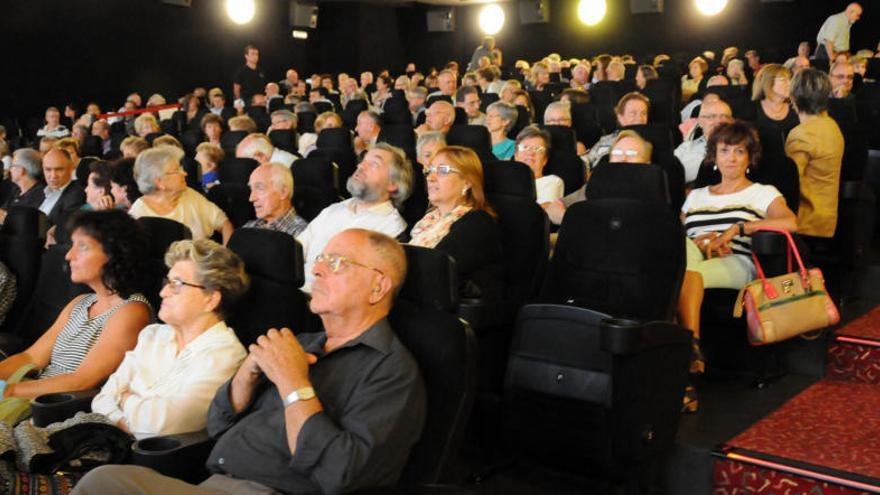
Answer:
[
  {"xmin": 292, "ymin": 156, "xmax": 340, "ymax": 221},
  {"xmin": 136, "ymin": 217, "xmax": 193, "ymax": 312},
  {"xmin": 446, "ymin": 125, "xmax": 494, "ymax": 164},
  {"xmin": 207, "ymin": 183, "xmax": 255, "ymax": 228},
  {"xmin": 217, "ymin": 157, "xmax": 259, "ymax": 185},
  {"xmin": 268, "ymin": 129, "xmax": 298, "ymax": 154},
  {"xmin": 220, "ymin": 130, "xmax": 249, "ymax": 155},
  {"xmin": 586, "ymin": 163, "xmax": 671, "ymax": 204},
  {"xmin": 296, "ymin": 111, "xmax": 317, "ymax": 134},
  {"xmin": 0, "ymin": 207, "xmax": 48, "ymax": 335},
  {"xmin": 226, "ymin": 228, "xmax": 308, "ymax": 346}
]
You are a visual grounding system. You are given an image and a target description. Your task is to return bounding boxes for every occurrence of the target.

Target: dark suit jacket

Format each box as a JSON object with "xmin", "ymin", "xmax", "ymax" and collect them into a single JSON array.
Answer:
[
  {"xmin": 434, "ymin": 209, "xmax": 504, "ymax": 302},
  {"xmin": 46, "ymin": 181, "xmax": 86, "ymax": 226}
]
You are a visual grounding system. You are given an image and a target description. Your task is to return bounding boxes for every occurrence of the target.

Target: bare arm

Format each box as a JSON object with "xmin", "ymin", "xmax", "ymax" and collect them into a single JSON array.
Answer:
[
  {"xmin": 233, "ymin": 83, "xmax": 242, "ymax": 101},
  {"xmin": 824, "ymin": 39, "xmax": 836, "ymax": 60},
  {"xmin": 709, "ymin": 197, "xmax": 798, "ymax": 257},
  {"xmin": 220, "ymin": 220, "xmax": 234, "ymax": 245},
  {"xmin": 6, "ymin": 301, "xmax": 150, "ymax": 399}
]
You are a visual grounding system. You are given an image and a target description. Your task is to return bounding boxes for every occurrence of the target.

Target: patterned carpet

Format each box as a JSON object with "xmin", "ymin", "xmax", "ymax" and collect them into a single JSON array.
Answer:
[{"xmin": 715, "ymin": 304, "xmax": 880, "ymax": 493}]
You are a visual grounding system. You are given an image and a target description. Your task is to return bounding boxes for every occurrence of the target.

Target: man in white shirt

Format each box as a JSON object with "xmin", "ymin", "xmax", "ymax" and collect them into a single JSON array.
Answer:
[
  {"xmin": 674, "ymin": 98, "xmax": 733, "ymax": 183},
  {"xmin": 236, "ymin": 133, "xmax": 298, "ymax": 168},
  {"xmin": 815, "ymin": 3, "xmax": 862, "ymax": 60},
  {"xmin": 297, "ymin": 143, "xmax": 413, "ymax": 292}
]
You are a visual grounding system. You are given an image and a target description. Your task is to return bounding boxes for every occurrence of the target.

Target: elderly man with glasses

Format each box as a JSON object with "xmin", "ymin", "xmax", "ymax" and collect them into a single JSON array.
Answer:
[
  {"xmin": 674, "ymin": 97, "xmax": 733, "ymax": 183},
  {"xmin": 74, "ymin": 228, "xmax": 427, "ymax": 495}
]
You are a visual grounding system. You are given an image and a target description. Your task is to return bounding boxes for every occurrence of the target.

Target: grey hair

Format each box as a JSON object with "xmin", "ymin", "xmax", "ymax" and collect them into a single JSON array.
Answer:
[
  {"xmin": 12, "ymin": 149, "xmax": 43, "ymax": 180},
  {"xmin": 165, "ymin": 239, "xmax": 250, "ymax": 319},
  {"xmin": 487, "ymin": 101, "xmax": 518, "ymax": 134},
  {"xmin": 134, "ymin": 113, "xmax": 159, "ymax": 136},
  {"xmin": 514, "ymin": 124, "xmax": 551, "ymax": 150},
  {"xmin": 416, "ymin": 131, "xmax": 447, "ymax": 158},
  {"xmin": 271, "ymin": 109, "xmax": 297, "ymax": 128},
  {"xmin": 134, "ymin": 146, "xmax": 185, "ymax": 194},
  {"xmin": 263, "ymin": 162, "xmax": 294, "ymax": 201},
  {"xmin": 544, "ymin": 101, "xmax": 571, "ymax": 123},
  {"xmin": 374, "ymin": 142, "xmax": 413, "ymax": 208}
]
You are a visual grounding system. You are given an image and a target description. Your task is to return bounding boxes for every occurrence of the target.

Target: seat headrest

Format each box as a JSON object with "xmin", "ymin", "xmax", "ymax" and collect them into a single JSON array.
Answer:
[
  {"xmin": 399, "ymin": 245, "xmax": 459, "ymax": 312},
  {"xmin": 293, "ymin": 157, "xmax": 338, "ymax": 189},
  {"xmin": 315, "ymin": 127, "xmax": 353, "ymax": 151},
  {"xmin": 446, "ymin": 125, "xmax": 493, "ymax": 162},
  {"xmin": 0, "ymin": 206, "xmax": 48, "ymax": 240},
  {"xmin": 483, "ymin": 160, "xmax": 537, "ymax": 201},
  {"xmin": 228, "ymin": 228, "xmax": 304, "ymax": 287},
  {"xmin": 136, "ymin": 217, "xmax": 193, "ymax": 259},
  {"xmin": 541, "ymin": 125, "xmax": 577, "ymax": 155},
  {"xmin": 586, "ymin": 164, "xmax": 670, "ymax": 204}
]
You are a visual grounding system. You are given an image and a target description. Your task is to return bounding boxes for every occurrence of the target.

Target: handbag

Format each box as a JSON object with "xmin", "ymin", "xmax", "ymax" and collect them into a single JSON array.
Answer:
[
  {"xmin": 733, "ymin": 228, "xmax": 840, "ymax": 345},
  {"xmin": 0, "ymin": 364, "xmax": 38, "ymax": 427}
]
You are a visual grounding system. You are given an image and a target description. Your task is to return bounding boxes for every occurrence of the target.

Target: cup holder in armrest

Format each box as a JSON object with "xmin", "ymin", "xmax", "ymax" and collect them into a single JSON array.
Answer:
[
  {"xmin": 131, "ymin": 430, "xmax": 213, "ymax": 484},
  {"xmin": 31, "ymin": 389, "xmax": 100, "ymax": 427}
]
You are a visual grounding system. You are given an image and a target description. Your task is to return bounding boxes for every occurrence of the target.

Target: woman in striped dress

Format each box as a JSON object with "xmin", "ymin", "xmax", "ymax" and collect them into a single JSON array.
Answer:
[
  {"xmin": 678, "ymin": 121, "xmax": 797, "ymax": 386},
  {"xmin": 0, "ymin": 210, "xmax": 152, "ymax": 399}
]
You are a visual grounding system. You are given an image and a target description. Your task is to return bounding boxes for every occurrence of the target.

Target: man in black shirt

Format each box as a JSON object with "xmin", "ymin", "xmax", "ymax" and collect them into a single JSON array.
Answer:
[
  {"xmin": 0, "ymin": 149, "xmax": 45, "ymax": 224},
  {"xmin": 233, "ymin": 44, "xmax": 266, "ymax": 107},
  {"xmin": 73, "ymin": 229, "xmax": 427, "ymax": 495}
]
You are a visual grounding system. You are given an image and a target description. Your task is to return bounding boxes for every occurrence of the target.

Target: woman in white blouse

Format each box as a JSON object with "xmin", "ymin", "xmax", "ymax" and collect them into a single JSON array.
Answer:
[
  {"xmin": 129, "ymin": 146, "xmax": 234, "ymax": 243},
  {"xmin": 91, "ymin": 239, "xmax": 249, "ymax": 439}
]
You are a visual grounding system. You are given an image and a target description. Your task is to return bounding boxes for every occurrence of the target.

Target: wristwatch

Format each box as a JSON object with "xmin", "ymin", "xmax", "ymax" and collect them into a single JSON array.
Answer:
[{"xmin": 283, "ymin": 387, "xmax": 316, "ymax": 408}]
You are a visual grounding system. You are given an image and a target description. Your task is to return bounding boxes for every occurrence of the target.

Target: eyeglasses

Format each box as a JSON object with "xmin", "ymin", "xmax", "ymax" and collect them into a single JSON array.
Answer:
[
  {"xmin": 315, "ymin": 253, "xmax": 384, "ymax": 276},
  {"xmin": 423, "ymin": 164, "xmax": 460, "ymax": 177},
  {"xmin": 517, "ymin": 144, "xmax": 546, "ymax": 153},
  {"xmin": 162, "ymin": 277, "xmax": 207, "ymax": 294},
  {"xmin": 610, "ymin": 149, "xmax": 639, "ymax": 158},
  {"xmin": 773, "ymin": 76, "xmax": 790, "ymax": 83},
  {"xmin": 831, "ymin": 74, "xmax": 855, "ymax": 80},
  {"xmin": 699, "ymin": 113, "xmax": 732, "ymax": 121}
]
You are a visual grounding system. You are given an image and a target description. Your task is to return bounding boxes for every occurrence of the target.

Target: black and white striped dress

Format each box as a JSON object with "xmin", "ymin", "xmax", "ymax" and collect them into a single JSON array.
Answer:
[
  {"xmin": 39, "ymin": 293, "xmax": 151, "ymax": 378},
  {"xmin": 681, "ymin": 183, "xmax": 783, "ymax": 259}
]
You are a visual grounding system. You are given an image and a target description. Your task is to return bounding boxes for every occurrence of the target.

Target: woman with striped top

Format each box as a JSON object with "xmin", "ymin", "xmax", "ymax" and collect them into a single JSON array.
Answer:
[
  {"xmin": 0, "ymin": 210, "xmax": 152, "ymax": 400},
  {"xmin": 678, "ymin": 121, "xmax": 797, "ymax": 398}
]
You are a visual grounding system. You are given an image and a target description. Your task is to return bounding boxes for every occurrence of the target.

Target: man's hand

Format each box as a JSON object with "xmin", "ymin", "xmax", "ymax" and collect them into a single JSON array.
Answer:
[{"xmin": 249, "ymin": 328, "xmax": 318, "ymax": 396}]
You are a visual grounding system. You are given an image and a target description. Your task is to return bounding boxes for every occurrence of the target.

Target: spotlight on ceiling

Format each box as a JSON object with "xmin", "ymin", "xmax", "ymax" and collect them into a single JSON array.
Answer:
[
  {"xmin": 479, "ymin": 4, "xmax": 505, "ymax": 35},
  {"xmin": 695, "ymin": 0, "xmax": 727, "ymax": 16},
  {"xmin": 578, "ymin": 0, "xmax": 607, "ymax": 26},
  {"xmin": 226, "ymin": 0, "xmax": 255, "ymax": 24}
]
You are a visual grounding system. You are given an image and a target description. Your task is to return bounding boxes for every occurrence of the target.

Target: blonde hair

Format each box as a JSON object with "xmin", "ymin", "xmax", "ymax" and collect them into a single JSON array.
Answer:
[
  {"xmin": 134, "ymin": 113, "xmax": 160, "ymax": 136},
  {"xmin": 152, "ymin": 135, "xmax": 184, "ymax": 150},
  {"xmin": 431, "ymin": 145, "xmax": 495, "ymax": 218},
  {"xmin": 610, "ymin": 130, "xmax": 653, "ymax": 163},
  {"xmin": 228, "ymin": 116, "xmax": 258, "ymax": 133},
  {"xmin": 196, "ymin": 142, "xmax": 225, "ymax": 165},
  {"xmin": 752, "ymin": 64, "xmax": 791, "ymax": 101},
  {"xmin": 53, "ymin": 137, "xmax": 80, "ymax": 157}
]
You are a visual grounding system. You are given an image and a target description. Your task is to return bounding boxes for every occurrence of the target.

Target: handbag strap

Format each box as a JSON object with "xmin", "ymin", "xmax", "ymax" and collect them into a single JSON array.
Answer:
[
  {"xmin": 751, "ymin": 227, "xmax": 810, "ymax": 287},
  {"xmin": 7, "ymin": 364, "xmax": 36, "ymax": 384}
]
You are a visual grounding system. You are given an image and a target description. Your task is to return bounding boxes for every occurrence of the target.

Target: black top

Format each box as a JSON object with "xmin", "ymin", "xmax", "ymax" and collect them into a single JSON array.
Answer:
[
  {"xmin": 233, "ymin": 65, "xmax": 266, "ymax": 104},
  {"xmin": 2, "ymin": 182, "xmax": 45, "ymax": 210},
  {"xmin": 753, "ymin": 101, "xmax": 800, "ymax": 156},
  {"xmin": 435, "ymin": 209, "xmax": 504, "ymax": 302},
  {"xmin": 205, "ymin": 319, "xmax": 426, "ymax": 494}
]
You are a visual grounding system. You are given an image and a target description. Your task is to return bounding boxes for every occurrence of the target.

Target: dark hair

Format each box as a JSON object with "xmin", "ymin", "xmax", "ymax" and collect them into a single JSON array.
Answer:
[
  {"xmin": 67, "ymin": 209, "xmax": 148, "ymax": 298},
  {"xmin": 455, "ymin": 85, "xmax": 479, "ymax": 103},
  {"xmin": 705, "ymin": 120, "xmax": 762, "ymax": 169},
  {"xmin": 110, "ymin": 158, "xmax": 143, "ymax": 205},
  {"xmin": 89, "ymin": 160, "xmax": 113, "ymax": 196},
  {"xmin": 790, "ymin": 68, "xmax": 831, "ymax": 115}
]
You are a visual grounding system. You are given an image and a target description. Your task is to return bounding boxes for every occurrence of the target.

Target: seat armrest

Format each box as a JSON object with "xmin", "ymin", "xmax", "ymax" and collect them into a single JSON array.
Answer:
[
  {"xmin": 131, "ymin": 430, "xmax": 213, "ymax": 484},
  {"xmin": 31, "ymin": 389, "xmax": 100, "ymax": 427},
  {"xmin": 599, "ymin": 319, "xmax": 691, "ymax": 355}
]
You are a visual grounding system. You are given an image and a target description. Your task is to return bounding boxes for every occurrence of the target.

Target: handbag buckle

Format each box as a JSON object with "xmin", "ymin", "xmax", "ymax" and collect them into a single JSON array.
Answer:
[{"xmin": 781, "ymin": 279, "xmax": 794, "ymax": 294}]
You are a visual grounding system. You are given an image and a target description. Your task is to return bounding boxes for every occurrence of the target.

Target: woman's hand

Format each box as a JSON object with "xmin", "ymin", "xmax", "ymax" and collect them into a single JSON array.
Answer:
[{"xmin": 706, "ymin": 225, "xmax": 739, "ymax": 258}]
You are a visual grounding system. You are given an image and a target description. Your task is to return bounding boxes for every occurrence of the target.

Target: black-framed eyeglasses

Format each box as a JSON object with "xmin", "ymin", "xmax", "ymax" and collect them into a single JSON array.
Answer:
[
  {"xmin": 162, "ymin": 277, "xmax": 208, "ymax": 294},
  {"xmin": 315, "ymin": 253, "xmax": 384, "ymax": 276}
]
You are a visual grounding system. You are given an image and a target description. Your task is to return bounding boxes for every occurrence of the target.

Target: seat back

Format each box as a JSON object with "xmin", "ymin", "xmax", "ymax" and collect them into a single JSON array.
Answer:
[
  {"xmin": 268, "ymin": 129, "xmax": 298, "ymax": 154},
  {"xmin": 446, "ymin": 125, "xmax": 494, "ymax": 164},
  {"xmin": 341, "ymin": 99, "xmax": 369, "ymax": 130},
  {"xmin": 586, "ymin": 164, "xmax": 670, "ymax": 204},
  {"xmin": 14, "ymin": 244, "xmax": 90, "ymax": 346},
  {"xmin": 75, "ymin": 156, "xmax": 98, "ymax": 185},
  {"xmin": 504, "ymin": 304, "xmax": 691, "ymax": 471},
  {"xmin": 378, "ymin": 124, "xmax": 416, "ymax": 152},
  {"xmin": 315, "ymin": 127, "xmax": 354, "ymax": 153},
  {"xmin": 507, "ymin": 105, "xmax": 532, "ymax": 140},
  {"xmin": 292, "ymin": 157, "xmax": 340, "ymax": 221},
  {"xmin": 389, "ymin": 245, "xmax": 476, "ymax": 485},
  {"xmin": 206, "ymin": 183, "xmax": 256, "ymax": 228},
  {"xmin": 571, "ymin": 102, "xmax": 603, "ymax": 149},
  {"xmin": 544, "ymin": 199, "xmax": 685, "ymax": 321},
  {"xmin": 136, "ymin": 217, "xmax": 192, "ymax": 312},
  {"xmin": 482, "ymin": 160, "xmax": 536, "ymax": 201},
  {"xmin": 296, "ymin": 111, "xmax": 317, "ymax": 134},
  {"xmin": 220, "ymin": 130, "xmax": 249, "ymax": 155},
  {"xmin": 544, "ymin": 153, "xmax": 585, "ymax": 196},
  {"xmin": 382, "ymin": 97, "xmax": 412, "ymax": 126},
  {"xmin": 0, "ymin": 207, "xmax": 48, "ymax": 333},
  {"xmin": 227, "ymin": 228, "xmax": 307, "ymax": 346},
  {"xmin": 179, "ymin": 129, "xmax": 203, "ymax": 157},
  {"xmin": 246, "ymin": 106, "xmax": 270, "ymax": 133},
  {"xmin": 218, "ymin": 157, "xmax": 259, "ymax": 185}
]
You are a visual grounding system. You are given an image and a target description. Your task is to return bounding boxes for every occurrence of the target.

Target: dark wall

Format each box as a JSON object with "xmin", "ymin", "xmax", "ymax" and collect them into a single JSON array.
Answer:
[{"xmin": 2, "ymin": 0, "xmax": 877, "ymax": 128}]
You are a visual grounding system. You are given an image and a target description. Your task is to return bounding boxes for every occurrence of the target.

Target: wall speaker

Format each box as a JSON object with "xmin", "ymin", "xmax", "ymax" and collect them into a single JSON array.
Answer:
[
  {"xmin": 289, "ymin": 0, "xmax": 318, "ymax": 28},
  {"xmin": 630, "ymin": 0, "xmax": 663, "ymax": 14},
  {"xmin": 519, "ymin": 0, "xmax": 550, "ymax": 24},
  {"xmin": 427, "ymin": 7, "xmax": 455, "ymax": 32}
]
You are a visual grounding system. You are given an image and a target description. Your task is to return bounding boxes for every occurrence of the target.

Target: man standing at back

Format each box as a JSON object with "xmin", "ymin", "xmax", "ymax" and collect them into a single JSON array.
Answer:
[
  {"xmin": 233, "ymin": 44, "xmax": 266, "ymax": 107},
  {"xmin": 815, "ymin": 3, "xmax": 863, "ymax": 60}
]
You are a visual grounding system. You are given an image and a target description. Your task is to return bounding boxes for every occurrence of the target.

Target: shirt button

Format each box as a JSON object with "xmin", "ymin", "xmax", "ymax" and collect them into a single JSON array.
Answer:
[{"xmin": 218, "ymin": 458, "xmax": 225, "ymax": 465}]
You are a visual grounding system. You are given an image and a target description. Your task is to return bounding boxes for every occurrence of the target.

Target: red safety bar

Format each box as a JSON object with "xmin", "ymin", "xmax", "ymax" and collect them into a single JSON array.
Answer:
[{"xmin": 97, "ymin": 104, "xmax": 181, "ymax": 120}]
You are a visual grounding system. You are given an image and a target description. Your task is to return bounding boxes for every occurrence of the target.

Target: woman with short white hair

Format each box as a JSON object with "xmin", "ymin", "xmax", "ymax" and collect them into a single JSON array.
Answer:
[{"xmin": 129, "ymin": 147, "xmax": 233, "ymax": 242}]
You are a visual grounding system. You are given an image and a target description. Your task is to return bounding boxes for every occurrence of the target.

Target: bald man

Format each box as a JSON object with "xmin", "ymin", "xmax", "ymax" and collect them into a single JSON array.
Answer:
[
  {"xmin": 416, "ymin": 100, "xmax": 455, "ymax": 136},
  {"xmin": 73, "ymin": 228, "xmax": 427, "ymax": 495},
  {"xmin": 816, "ymin": 3, "xmax": 863, "ymax": 60},
  {"xmin": 39, "ymin": 148, "xmax": 85, "ymax": 225},
  {"xmin": 674, "ymin": 99, "xmax": 733, "ymax": 183}
]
